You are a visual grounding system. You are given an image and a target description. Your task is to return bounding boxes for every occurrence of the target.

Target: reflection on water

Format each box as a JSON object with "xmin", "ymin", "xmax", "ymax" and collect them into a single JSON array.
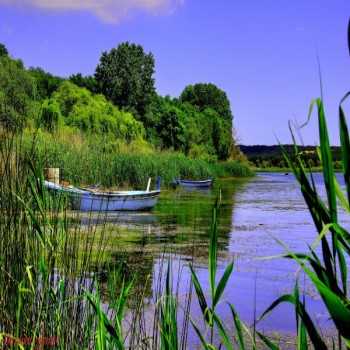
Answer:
[{"xmin": 75, "ymin": 173, "xmax": 349, "ymax": 335}]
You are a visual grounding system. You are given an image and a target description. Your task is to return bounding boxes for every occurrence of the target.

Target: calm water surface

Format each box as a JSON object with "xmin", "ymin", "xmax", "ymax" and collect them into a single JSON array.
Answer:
[{"xmin": 81, "ymin": 173, "xmax": 349, "ymax": 336}]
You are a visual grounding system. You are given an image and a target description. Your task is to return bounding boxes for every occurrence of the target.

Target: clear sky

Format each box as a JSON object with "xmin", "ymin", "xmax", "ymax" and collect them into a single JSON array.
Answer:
[{"xmin": 0, "ymin": 0, "xmax": 349, "ymax": 145}]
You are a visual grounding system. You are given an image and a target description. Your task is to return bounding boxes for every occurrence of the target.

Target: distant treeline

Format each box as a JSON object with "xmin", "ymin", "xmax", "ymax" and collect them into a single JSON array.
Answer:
[{"xmin": 240, "ymin": 144, "xmax": 342, "ymax": 169}]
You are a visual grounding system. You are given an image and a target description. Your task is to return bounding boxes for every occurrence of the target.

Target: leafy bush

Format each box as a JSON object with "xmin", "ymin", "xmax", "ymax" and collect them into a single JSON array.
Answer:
[
  {"xmin": 0, "ymin": 56, "xmax": 38, "ymax": 130},
  {"xmin": 38, "ymin": 98, "xmax": 62, "ymax": 132},
  {"xmin": 45, "ymin": 81, "xmax": 145, "ymax": 141},
  {"xmin": 146, "ymin": 96, "xmax": 233, "ymax": 160},
  {"xmin": 28, "ymin": 67, "xmax": 63, "ymax": 99}
]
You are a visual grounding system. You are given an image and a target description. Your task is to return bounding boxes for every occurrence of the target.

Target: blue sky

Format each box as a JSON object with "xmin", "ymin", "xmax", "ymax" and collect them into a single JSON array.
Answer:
[{"xmin": 0, "ymin": 0, "xmax": 349, "ymax": 145}]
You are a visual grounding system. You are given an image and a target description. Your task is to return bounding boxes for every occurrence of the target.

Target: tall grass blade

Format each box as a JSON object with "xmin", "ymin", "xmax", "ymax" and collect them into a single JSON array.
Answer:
[
  {"xmin": 189, "ymin": 265, "xmax": 209, "ymax": 323},
  {"xmin": 212, "ymin": 313, "xmax": 234, "ymax": 350},
  {"xmin": 190, "ymin": 320, "xmax": 213, "ymax": 350},
  {"xmin": 339, "ymin": 94, "xmax": 350, "ymax": 204},
  {"xmin": 256, "ymin": 332, "xmax": 280, "ymax": 350},
  {"xmin": 294, "ymin": 283, "xmax": 307, "ymax": 350},
  {"xmin": 228, "ymin": 303, "xmax": 246, "ymax": 350},
  {"xmin": 213, "ymin": 262, "xmax": 233, "ymax": 308},
  {"xmin": 260, "ymin": 293, "xmax": 327, "ymax": 350},
  {"xmin": 209, "ymin": 204, "xmax": 218, "ymax": 302},
  {"xmin": 316, "ymin": 99, "xmax": 337, "ymax": 223},
  {"xmin": 297, "ymin": 259, "xmax": 350, "ymax": 340},
  {"xmin": 159, "ymin": 260, "xmax": 178, "ymax": 350}
]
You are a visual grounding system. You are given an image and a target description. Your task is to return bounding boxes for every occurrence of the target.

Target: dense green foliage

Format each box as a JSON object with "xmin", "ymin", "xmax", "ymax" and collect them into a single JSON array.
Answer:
[
  {"xmin": 28, "ymin": 67, "xmax": 63, "ymax": 99},
  {"xmin": 0, "ymin": 43, "xmax": 8, "ymax": 57},
  {"xmin": 0, "ymin": 41, "xmax": 237, "ymax": 163},
  {"xmin": 42, "ymin": 81, "xmax": 145, "ymax": 139},
  {"xmin": 39, "ymin": 98, "xmax": 62, "ymax": 132},
  {"xmin": 95, "ymin": 42, "xmax": 156, "ymax": 120},
  {"xmin": 1, "ymin": 107, "xmax": 346, "ymax": 347},
  {"xmin": 1, "ymin": 21, "xmax": 349, "ymax": 350},
  {"xmin": 69, "ymin": 73, "xmax": 98, "ymax": 93},
  {"xmin": 145, "ymin": 95, "xmax": 233, "ymax": 159},
  {"xmin": 180, "ymin": 83, "xmax": 233, "ymax": 121},
  {"xmin": 0, "ymin": 55, "xmax": 38, "ymax": 130},
  {"xmin": 25, "ymin": 129, "xmax": 251, "ymax": 187}
]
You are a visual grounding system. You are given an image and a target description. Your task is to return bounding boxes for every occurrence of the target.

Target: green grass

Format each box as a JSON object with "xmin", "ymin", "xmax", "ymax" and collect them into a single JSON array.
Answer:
[
  {"xmin": 21, "ymin": 128, "xmax": 253, "ymax": 188},
  {"xmin": 1, "ymin": 92, "xmax": 350, "ymax": 348},
  {"xmin": 257, "ymin": 94, "xmax": 350, "ymax": 349}
]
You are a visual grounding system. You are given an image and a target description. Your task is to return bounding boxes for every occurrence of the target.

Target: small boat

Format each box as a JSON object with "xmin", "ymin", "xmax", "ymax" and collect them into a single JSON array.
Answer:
[
  {"xmin": 174, "ymin": 178, "xmax": 213, "ymax": 188},
  {"xmin": 44, "ymin": 177, "xmax": 161, "ymax": 211}
]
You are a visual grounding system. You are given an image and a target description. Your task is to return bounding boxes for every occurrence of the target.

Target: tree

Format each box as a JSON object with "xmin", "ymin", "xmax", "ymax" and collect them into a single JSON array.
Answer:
[
  {"xmin": 69, "ymin": 73, "xmax": 98, "ymax": 94},
  {"xmin": 156, "ymin": 104, "xmax": 185, "ymax": 150},
  {"xmin": 144, "ymin": 95, "xmax": 188, "ymax": 151},
  {"xmin": 144, "ymin": 95, "xmax": 232, "ymax": 159},
  {"xmin": 212, "ymin": 113, "xmax": 233, "ymax": 160},
  {"xmin": 49, "ymin": 81, "xmax": 145, "ymax": 141},
  {"xmin": 0, "ymin": 43, "xmax": 8, "ymax": 57},
  {"xmin": 180, "ymin": 83, "xmax": 232, "ymax": 121},
  {"xmin": 39, "ymin": 99, "xmax": 62, "ymax": 132},
  {"xmin": 0, "ymin": 56, "xmax": 37, "ymax": 130},
  {"xmin": 95, "ymin": 42, "xmax": 155, "ymax": 120},
  {"xmin": 29, "ymin": 67, "xmax": 63, "ymax": 99}
]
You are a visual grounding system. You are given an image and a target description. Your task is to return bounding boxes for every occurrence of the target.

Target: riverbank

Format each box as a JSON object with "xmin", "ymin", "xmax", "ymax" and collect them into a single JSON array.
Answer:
[
  {"xmin": 1, "ymin": 130, "xmax": 344, "ymax": 349},
  {"xmin": 22, "ymin": 129, "xmax": 253, "ymax": 188},
  {"xmin": 253, "ymin": 166, "xmax": 341, "ymax": 173}
]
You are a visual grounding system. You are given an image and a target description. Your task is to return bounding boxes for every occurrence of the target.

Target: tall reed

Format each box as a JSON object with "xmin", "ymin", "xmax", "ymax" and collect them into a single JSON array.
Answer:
[
  {"xmin": 21, "ymin": 129, "xmax": 253, "ymax": 188},
  {"xmin": 257, "ymin": 96, "xmax": 350, "ymax": 349},
  {"xmin": 3, "ymin": 92, "xmax": 350, "ymax": 349}
]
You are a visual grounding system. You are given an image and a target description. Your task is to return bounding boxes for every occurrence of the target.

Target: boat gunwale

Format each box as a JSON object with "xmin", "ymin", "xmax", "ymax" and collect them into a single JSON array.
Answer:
[
  {"xmin": 44, "ymin": 181, "xmax": 160, "ymax": 199},
  {"xmin": 176, "ymin": 179, "xmax": 212, "ymax": 185},
  {"xmin": 79, "ymin": 190, "xmax": 160, "ymax": 199}
]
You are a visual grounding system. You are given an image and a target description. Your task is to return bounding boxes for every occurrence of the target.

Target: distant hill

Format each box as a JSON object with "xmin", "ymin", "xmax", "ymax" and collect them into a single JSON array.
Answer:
[{"xmin": 239, "ymin": 145, "xmax": 342, "ymax": 168}]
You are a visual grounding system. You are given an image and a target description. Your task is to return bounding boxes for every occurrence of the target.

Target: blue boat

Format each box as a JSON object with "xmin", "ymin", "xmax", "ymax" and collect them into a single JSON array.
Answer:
[
  {"xmin": 45, "ymin": 177, "xmax": 161, "ymax": 211},
  {"xmin": 174, "ymin": 178, "xmax": 213, "ymax": 188}
]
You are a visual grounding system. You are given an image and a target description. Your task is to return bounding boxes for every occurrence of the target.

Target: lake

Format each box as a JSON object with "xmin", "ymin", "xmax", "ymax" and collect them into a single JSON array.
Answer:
[{"xmin": 78, "ymin": 172, "xmax": 348, "ymax": 341}]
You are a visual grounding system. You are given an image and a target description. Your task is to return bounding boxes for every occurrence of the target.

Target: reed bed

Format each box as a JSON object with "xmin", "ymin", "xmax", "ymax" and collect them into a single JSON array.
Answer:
[
  {"xmin": 21, "ymin": 129, "xmax": 253, "ymax": 188},
  {"xmin": 1, "ymin": 91, "xmax": 350, "ymax": 349}
]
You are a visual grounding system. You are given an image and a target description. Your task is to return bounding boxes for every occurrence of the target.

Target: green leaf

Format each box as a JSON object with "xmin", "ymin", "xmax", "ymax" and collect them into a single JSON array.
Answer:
[
  {"xmin": 256, "ymin": 332, "xmax": 280, "ymax": 350},
  {"xmin": 212, "ymin": 313, "xmax": 234, "ymax": 350},
  {"xmin": 281, "ymin": 247, "xmax": 350, "ymax": 340},
  {"xmin": 336, "ymin": 242, "xmax": 348, "ymax": 296},
  {"xmin": 86, "ymin": 292, "xmax": 124, "ymax": 349},
  {"xmin": 228, "ymin": 303, "xmax": 246, "ymax": 350},
  {"xmin": 213, "ymin": 261, "xmax": 233, "ymax": 307},
  {"xmin": 339, "ymin": 97, "xmax": 350, "ymax": 204},
  {"xmin": 259, "ymin": 293, "xmax": 327, "ymax": 350},
  {"xmin": 334, "ymin": 178, "xmax": 350, "ymax": 212},
  {"xmin": 190, "ymin": 320, "xmax": 213, "ymax": 350},
  {"xmin": 317, "ymin": 98, "xmax": 337, "ymax": 223},
  {"xmin": 294, "ymin": 284, "xmax": 307, "ymax": 350},
  {"xmin": 209, "ymin": 205, "xmax": 218, "ymax": 301},
  {"xmin": 189, "ymin": 264, "xmax": 210, "ymax": 324}
]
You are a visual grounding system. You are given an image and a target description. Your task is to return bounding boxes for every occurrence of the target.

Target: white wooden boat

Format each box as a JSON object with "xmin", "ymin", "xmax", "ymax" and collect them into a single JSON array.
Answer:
[
  {"xmin": 44, "ymin": 177, "xmax": 161, "ymax": 211},
  {"xmin": 174, "ymin": 178, "xmax": 212, "ymax": 188}
]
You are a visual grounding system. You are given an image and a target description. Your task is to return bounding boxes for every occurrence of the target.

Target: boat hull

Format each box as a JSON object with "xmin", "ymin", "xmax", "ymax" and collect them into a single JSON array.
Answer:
[
  {"xmin": 176, "ymin": 179, "xmax": 212, "ymax": 188},
  {"xmin": 74, "ymin": 192, "xmax": 160, "ymax": 211},
  {"xmin": 44, "ymin": 181, "xmax": 160, "ymax": 211}
]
